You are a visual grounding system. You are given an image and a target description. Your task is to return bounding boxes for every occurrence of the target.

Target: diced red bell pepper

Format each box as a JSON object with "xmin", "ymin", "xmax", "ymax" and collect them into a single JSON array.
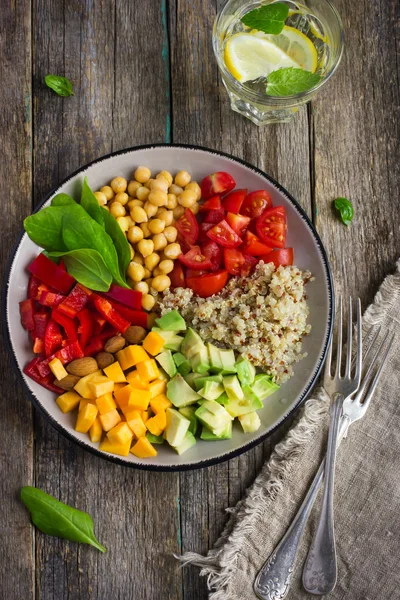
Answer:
[
  {"xmin": 77, "ymin": 309, "xmax": 94, "ymax": 349},
  {"xmin": 93, "ymin": 315, "xmax": 107, "ymax": 335},
  {"xmin": 38, "ymin": 290, "xmax": 65, "ymax": 307},
  {"xmin": 83, "ymin": 336, "xmax": 105, "ymax": 357},
  {"xmin": 28, "ymin": 275, "xmax": 40, "ymax": 299},
  {"xmin": 33, "ymin": 338, "xmax": 44, "ymax": 354},
  {"xmin": 52, "ymin": 309, "xmax": 78, "ymax": 341},
  {"xmin": 57, "ymin": 284, "xmax": 90, "ymax": 318},
  {"xmin": 33, "ymin": 312, "xmax": 49, "ymax": 339},
  {"xmin": 92, "ymin": 295, "xmax": 131, "ymax": 333},
  {"xmin": 102, "ymin": 284, "xmax": 142, "ymax": 310},
  {"xmin": 19, "ymin": 299, "xmax": 35, "ymax": 331},
  {"xmin": 55, "ymin": 340, "xmax": 84, "ymax": 364},
  {"xmin": 36, "ymin": 359, "xmax": 52, "ymax": 378},
  {"xmin": 106, "ymin": 299, "xmax": 148, "ymax": 329},
  {"xmin": 24, "ymin": 357, "xmax": 63, "ymax": 393},
  {"xmin": 44, "ymin": 318, "xmax": 63, "ymax": 358},
  {"xmin": 58, "ymin": 259, "xmax": 67, "ymax": 272},
  {"xmin": 28, "ymin": 253, "xmax": 75, "ymax": 294}
]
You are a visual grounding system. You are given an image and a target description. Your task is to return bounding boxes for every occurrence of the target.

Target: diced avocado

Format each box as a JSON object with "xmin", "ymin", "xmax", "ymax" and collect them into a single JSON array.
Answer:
[
  {"xmin": 219, "ymin": 349, "xmax": 237, "ymax": 374},
  {"xmin": 152, "ymin": 328, "xmax": 179, "ymax": 342},
  {"xmin": 165, "ymin": 408, "xmax": 190, "ymax": 446},
  {"xmin": 225, "ymin": 385, "xmax": 263, "ymax": 417},
  {"xmin": 184, "ymin": 372, "xmax": 207, "ymax": 389},
  {"xmin": 156, "ymin": 366, "xmax": 169, "ymax": 381},
  {"xmin": 173, "ymin": 431, "xmax": 196, "ymax": 455},
  {"xmin": 190, "ymin": 348, "xmax": 211, "ymax": 374},
  {"xmin": 194, "ymin": 374, "xmax": 223, "ymax": 391},
  {"xmin": 155, "ymin": 310, "xmax": 187, "ymax": 331},
  {"xmin": 167, "ymin": 374, "xmax": 201, "ymax": 408},
  {"xmin": 181, "ymin": 328, "xmax": 206, "ymax": 359},
  {"xmin": 195, "ymin": 400, "xmax": 233, "ymax": 435},
  {"xmin": 179, "ymin": 406, "xmax": 198, "ymax": 435},
  {"xmin": 215, "ymin": 391, "xmax": 229, "ymax": 405},
  {"xmin": 200, "ymin": 421, "xmax": 232, "ymax": 440},
  {"xmin": 198, "ymin": 381, "xmax": 225, "ymax": 401},
  {"xmin": 223, "ymin": 375, "xmax": 244, "ymax": 400},
  {"xmin": 146, "ymin": 433, "xmax": 165, "ymax": 444},
  {"xmin": 238, "ymin": 412, "xmax": 261, "ymax": 433},
  {"xmin": 250, "ymin": 374, "xmax": 280, "ymax": 401},
  {"xmin": 208, "ymin": 343, "xmax": 223, "ymax": 372},
  {"xmin": 155, "ymin": 350, "xmax": 177, "ymax": 378},
  {"xmin": 235, "ymin": 357, "xmax": 256, "ymax": 386},
  {"xmin": 173, "ymin": 352, "xmax": 192, "ymax": 376},
  {"xmin": 164, "ymin": 335, "xmax": 184, "ymax": 352}
]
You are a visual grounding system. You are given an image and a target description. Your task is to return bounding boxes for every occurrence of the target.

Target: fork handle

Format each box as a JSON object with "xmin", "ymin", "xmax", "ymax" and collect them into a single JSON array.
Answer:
[{"xmin": 302, "ymin": 392, "xmax": 344, "ymax": 595}]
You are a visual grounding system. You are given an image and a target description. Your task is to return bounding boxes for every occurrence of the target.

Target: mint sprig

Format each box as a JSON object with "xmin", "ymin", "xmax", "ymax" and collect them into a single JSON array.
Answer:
[
  {"xmin": 241, "ymin": 2, "xmax": 289, "ymax": 35},
  {"xmin": 45, "ymin": 75, "xmax": 74, "ymax": 97},
  {"xmin": 333, "ymin": 197, "xmax": 354, "ymax": 226},
  {"xmin": 266, "ymin": 67, "xmax": 322, "ymax": 96}
]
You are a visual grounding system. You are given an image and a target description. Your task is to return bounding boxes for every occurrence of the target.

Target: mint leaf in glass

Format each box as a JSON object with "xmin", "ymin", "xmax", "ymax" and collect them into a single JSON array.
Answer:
[
  {"xmin": 45, "ymin": 75, "xmax": 74, "ymax": 97},
  {"xmin": 266, "ymin": 67, "xmax": 322, "ymax": 96},
  {"xmin": 241, "ymin": 2, "xmax": 289, "ymax": 35},
  {"xmin": 333, "ymin": 197, "xmax": 354, "ymax": 226}
]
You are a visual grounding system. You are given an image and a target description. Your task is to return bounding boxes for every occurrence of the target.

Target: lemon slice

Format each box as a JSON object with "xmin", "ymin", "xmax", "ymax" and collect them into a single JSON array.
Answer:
[
  {"xmin": 224, "ymin": 33, "xmax": 301, "ymax": 83},
  {"xmin": 254, "ymin": 26, "xmax": 318, "ymax": 72}
]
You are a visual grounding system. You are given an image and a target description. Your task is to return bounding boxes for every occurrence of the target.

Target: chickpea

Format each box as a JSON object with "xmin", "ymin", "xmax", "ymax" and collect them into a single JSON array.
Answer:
[
  {"xmin": 164, "ymin": 226, "xmax": 178, "ymax": 243},
  {"xmin": 132, "ymin": 253, "xmax": 144, "ymax": 265},
  {"xmin": 169, "ymin": 184, "xmax": 183, "ymax": 196},
  {"xmin": 114, "ymin": 192, "xmax": 129, "ymax": 206},
  {"xmin": 173, "ymin": 205, "xmax": 185, "ymax": 220},
  {"xmin": 110, "ymin": 202, "xmax": 126, "ymax": 218},
  {"xmin": 174, "ymin": 170, "xmax": 191, "ymax": 188},
  {"xmin": 137, "ymin": 238, "xmax": 154, "ymax": 258},
  {"xmin": 127, "ymin": 180, "xmax": 141, "ymax": 197},
  {"xmin": 134, "ymin": 166, "xmax": 151, "ymax": 184},
  {"xmin": 117, "ymin": 216, "xmax": 130, "ymax": 232},
  {"xmin": 143, "ymin": 268, "xmax": 152, "ymax": 279},
  {"xmin": 145, "ymin": 252, "xmax": 160, "ymax": 271},
  {"xmin": 111, "ymin": 176, "xmax": 127, "ymax": 194},
  {"xmin": 130, "ymin": 206, "xmax": 148, "ymax": 223},
  {"xmin": 191, "ymin": 202, "xmax": 200, "ymax": 215},
  {"xmin": 149, "ymin": 286, "xmax": 158, "ymax": 297},
  {"xmin": 158, "ymin": 259, "xmax": 174, "ymax": 274},
  {"xmin": 102, "ymin": 205, "xmax": 110, "ymax": 212},
  {"xmin": 143, "ymin": 200, "xmax": 158, "ymax": 218},
  {"xmin": 178, "ymin": 190, "xmax": 197, "ymax": 208},
  {"xmin": 150, "ymin": 177, "xmax": 169, "ymax": 193},
  {"xmin": 128, "ymin": 199, "xmax": 144, "ymax": 211},
  {"xmin": 152, "ymin": 232, "xmax": 168, "ymax": 251},
  {"xmin": 129, "ymin": 244, "xmax": 135, "ymax": 260},
  {"xmin": 148, "ymin": 190, "xmax": 168, "ymax": 207},
  {"xmin": 152, "ymin": 266, "xmax": 162, "ymax": 277},
  {"xmin": 142, "ymin": 294, "xmax": 156, "ymax": 311},
  {"xmin": 100, "ymin": 185, "xmax": 114, "ymax": 201},
  {"xmin": 157, "ymin": 209, "xmax": 174, "ymax": 226},
  {"xmin": 152, "ymin": 274, "xmax": 171, "ymax": 293},
  {"xmin": 148, "ymin": 218, "xmax": 165, "ymax": 234},
  {"xmin": 157, "ymin": 170, "xmax": 173, "ymax": 186},
  {"xmin": 185, "ymin": 181, "xmax": 201, "ymax": 200},
  {"xmin": 167, "ymin": 194, "xmax": 178, "ymax": 210},
  {"xmin": 140, "ymin": 222, "xmax": 152, "ymax": 238},
  {"xmin": 127, "ymin": 261, "xmax": 145, "ymax": 282},
  {"xmin": 144, "ymin": 178, "xmax": 154, "ymax": 190},
  {"xmin": 94, "ymin": 191, "xmax": 107, "ymax": 206},
  {"xmin": 136, "ymin": 186, "xmax": 150, "ymax": 202},
  {"xmin": 125, "ymin": 215, "xmax": 134, "ymax": 227},
  {"xmin": 134, "ymin": 281, "xmax": 149, "ymax": 294},
  {"xmin": 164, "ymin": 243, "xmax": 182, "ymax": 259},
  {"xmin": 127, "ymin": 225, "xmax": 144, "ymax": 244},
  {"xmin": 144, "ymin": 277, "xmax": 153, "ymax": 288}
]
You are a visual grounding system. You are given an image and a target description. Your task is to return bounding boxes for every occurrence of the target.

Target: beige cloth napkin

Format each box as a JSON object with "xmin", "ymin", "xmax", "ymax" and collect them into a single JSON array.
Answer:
[{"xmin": 181, "ymin": 260, "xmax": 400, "ymax": 599}]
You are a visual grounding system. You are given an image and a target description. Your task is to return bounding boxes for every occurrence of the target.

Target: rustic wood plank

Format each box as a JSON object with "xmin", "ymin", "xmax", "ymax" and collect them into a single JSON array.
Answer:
[{"xmin": 0, "ymin": 2, "xmax": 35, "ymax": 599}]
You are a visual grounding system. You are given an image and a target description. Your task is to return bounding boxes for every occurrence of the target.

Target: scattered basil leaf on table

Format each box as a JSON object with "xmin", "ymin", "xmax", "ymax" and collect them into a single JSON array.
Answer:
[
  {"xmin": 241, "ymin": 2, "xmax": 289, "ymax": 34},
  {"xmin": 333, "ymin": 197, "xmax": 354, "ymax": 226},
  {"xmin": 21, "ymin": 486, "xmax": 106, "ymax": 552},
  {"xmin": 266, "ymin": 67, "xmax": 322, "ymax": 96},
  {"xmin": 102, "ymin": 206, "xmax": 131, "ymax": 279},
  {"xmin": 81, "ymin": 176, "xmax": 105, "ymax": 227},
  {"xmin": 45, "ymin": 75, "xmax": 74, "ymax": 97},
  {"xmin": 51, "ymin": 193, "xmax": 76, "ymax": 206},
  {"xmin": 48, "ymin": 249, "xmax": 113, "ymax": 291}
]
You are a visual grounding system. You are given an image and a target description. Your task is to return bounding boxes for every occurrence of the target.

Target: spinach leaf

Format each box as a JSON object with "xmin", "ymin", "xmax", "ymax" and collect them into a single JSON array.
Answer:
[
  {"xmin": 81, "ymin": 177, "xmax": 104, "ymax": 227},
  {"xmin": 333, "ymin": 197, "xmax": 354, "ymax": 226},
  {"xmin": 48, "ymin": 249, "xmax": 112, "ymax": 291},
  {"xmin": 21, "ymin": 486, "xmax": 105, "ymax": 552},
  {"xmin": 45, "ymin": 75, "xmax": 74, "ymax": 97},
  {"xmin": 51, "ymin": 193, "xmax": 76, "ymax": 206},
  {"xmin": 102, "ymin": 207, "xmax": 131, "ymax": 279},
  {"xmin": 24, "ymin": 206, "xmax": 70, "ymax": 252}
]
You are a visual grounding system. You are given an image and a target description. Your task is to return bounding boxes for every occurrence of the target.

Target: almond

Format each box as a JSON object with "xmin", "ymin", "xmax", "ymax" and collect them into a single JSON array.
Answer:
[
  {"xmin": 123, "ymin": 325, "xmax": 147, "ymax": 345},
  {"xmin": 96, "ymin": 352, "xmax": 115, "ymax": 369},
  {"xmin": 54, "ymin": 374, "xmax": 81, "ymax": 390},
  {"xmin": 104, "ymin": 335, "xmax": 126, "ymax": 354},
  {"xmin": 66, "ymin": 357, "xmax": 98, "ymax": 377}
]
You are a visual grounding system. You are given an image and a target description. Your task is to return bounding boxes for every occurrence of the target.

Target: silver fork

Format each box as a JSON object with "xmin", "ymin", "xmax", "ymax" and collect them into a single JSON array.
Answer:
[{"xmin": 254, "ymin": 320, "xmax": 393, "ymax": 600}]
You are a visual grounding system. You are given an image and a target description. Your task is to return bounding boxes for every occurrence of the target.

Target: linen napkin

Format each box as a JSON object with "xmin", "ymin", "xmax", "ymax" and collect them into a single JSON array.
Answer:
[{"xmin": 181, "ymin": 260, "xmax": 400, "ymax": 599}]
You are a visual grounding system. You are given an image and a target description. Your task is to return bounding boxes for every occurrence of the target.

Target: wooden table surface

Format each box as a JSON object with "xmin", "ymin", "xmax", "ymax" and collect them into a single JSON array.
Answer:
[{"xmin": 1, "ymin": 1, "xmax": 398, "ymax": 598}]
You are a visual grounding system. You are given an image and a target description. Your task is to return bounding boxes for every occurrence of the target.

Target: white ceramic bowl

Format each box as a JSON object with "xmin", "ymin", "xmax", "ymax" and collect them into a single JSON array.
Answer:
[{"xmin": 3, "ymin": 144, "xmax": 333, "ymax": 470}]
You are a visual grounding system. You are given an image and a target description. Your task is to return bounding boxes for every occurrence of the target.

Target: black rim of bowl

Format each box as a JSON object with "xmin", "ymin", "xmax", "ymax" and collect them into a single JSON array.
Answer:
[{"xmin": 2, "ymin": 143, "xmax": 334, "ymax": 472}]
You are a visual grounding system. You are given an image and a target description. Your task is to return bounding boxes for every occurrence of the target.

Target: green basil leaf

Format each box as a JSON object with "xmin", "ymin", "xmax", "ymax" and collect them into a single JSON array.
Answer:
[
  {"xmin": 47, "ymin": 249, "xmax": 112, "ymax": 291},
  {"xmin": 51, "ymin": 193, "xmax": 76, "ymax": 206},
  {"xmin": 241, "ymin": 2, "xmax": 289, "ymax": 35},
  {"xmin": 24, "ymin": 203, "xmax": 87, "ymax": 251},
  {"xmin": 102, "ymin": 207, "xmax": 131, "ymax": 279},
  {"xmin": 45, "ymin": 75, "xmax": 74, "ymax": 97},
  {"xmin": 81, "ymin": 177, "xmax": 104, "ymax": 227},
  {"xmin": 333, "ymin": 197, "xmax": 354, "ymax": 226},
  {"xmin": 266, "ymin": 67, "xmax": 322, "ymax": 96},
  {"xmin": 21, "ymin": 486, "xmax": 106, "ymax": 552}
]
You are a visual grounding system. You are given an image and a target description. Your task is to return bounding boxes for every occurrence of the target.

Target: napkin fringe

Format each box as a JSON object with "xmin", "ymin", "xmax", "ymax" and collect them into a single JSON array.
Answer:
[{"xmin": 363, "ymin": 259, "xmax": 400, "ymax": 326}]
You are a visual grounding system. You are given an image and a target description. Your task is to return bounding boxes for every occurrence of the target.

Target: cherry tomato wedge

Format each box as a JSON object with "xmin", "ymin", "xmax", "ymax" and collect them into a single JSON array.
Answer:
[
  {"xmin": 185, "ymin": 269, "xmax": 207, "ymax": 278},
  {"xmin": 241, "ymin": 255, "xmax": 258, "ymax": 276},
  {"xmin": 169, "ymin": 262, "xmax": 186, "ymax": 288},
  {"xmin": 186, "ymin": 271, "xmax": 229, "ymax": 298},
  {"xmin": 199, "ymin": 195, "xmax": 222, "ymax": 211},
  {"xmin": 223, "ymin": 189, "xmax": 247, "ymax": 213},
  {"xmin": 241, "ymin": 231, "xmax": 274, "ymax": 256},
  {"xmin": 225, "ymin": 212, "xmax": 251, "ymax": 234},
  {"xmin": 179, "ymin": 246, "xmax": 213, "ymax": 270},
  {"xmin": 204, "ymin": 208, "xmax": 225, "ymax": 224},
  {"xmin": 240, "ymin": 190, "xmax": 273, "ymax": 218},
  {"xmin": 197, "ymin": 222, "xmax": 214, "ymax": 244},
  {"xmin": 256, "ymin": 206, "xmax": 287, "ymax": 248},
  {"xmin": 200, "ymin": 172, "xmax": 236, "ymax": 199},
  {"xmin": 177, "ymin": 233, "xmax": 193, "ymax": 254},
  {"xmin": 206, "ymin": 220, "xmax": 242, "ymax": 248},
  {"xmin": 259, "ymin": 248, "xmax": 294, "ymax": 268},
  {"xmin": 176, "ymin": 208, "xmax": 199, "ymax": 245},
  {"xmin": 224, "ymin": 248, "xmax": 245, "ymax": 275},
  {"xmin": 201, "ymin": 241, "xmax": 222, "ymax": 271}
]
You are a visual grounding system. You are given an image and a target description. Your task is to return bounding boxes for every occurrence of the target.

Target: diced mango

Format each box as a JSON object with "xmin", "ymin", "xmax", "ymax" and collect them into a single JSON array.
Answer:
[
  {"xmin": 114, "ymin": 384, "xmax": 133, "ymax": 411},
  {"xmin": 125, "ymin": 410, "xmax": 147, "ymax": 438},
  {"xmin": 126, "ymin": 370, "xmax": 149, "ymax": 390},
  {"xmin": 148, "ymin": 378, "xmax": 167, "ymax": 398},
  {"xmin": 74, "ymin": 370, "xmax": 102, "ymax": 399},
  {"xmin": 56, "ymin": 391, "xmax": 81, "ymax": 413},
  {"xmin": 143, "ymin": 331, "xmax": 165, "ymax": 356},
  {"xmin": 130, "ymin": 436, "xmax": 157, "ymax": 458},
  {"xmin": 113, "ymin": 382, "xmax": 126, "ymax": 392},
  {"xmin": 150, "ymin": 393, "xmax": 172, "ymax": 414},
  {"xmin": 79, "ymin": 398, "xmax": 96, "ymax": 411},
  {"xmin": 127, "ymin": 388, "xmax": 151, "ymax": 410},
  {"xmin": 75, "ymin": 403, "xmax": 98, "ymax": 433},
  {"xmin": 103, "ymin": 361, "xmax": 127, "ymax": 383},
  {"xmin": 89, "ymin": 417, "xmax": 103, "ymax": 443},
  {"xmin": 116, "ymin": 345, "xmax": 149, "ymax": 370},
  {"xmin": 146, "ymin": 411, "xmax": 167, "ymax": 436},
  {"xmin": 96, "ymin": 392, "xmax": 117, "ymax": 415},
  {"xmin": 88, "ymin": 375, "xmax": 114, "ymax": 398},
  {"xmin": 136, "ymin": 359, "xmax": 160, "ymax": 382},
  {"xmin": 107, "ymin": 422, "xmax": 134, "ymax": 445},
  {"xmin": 49, "ymin": 358, "xmax": 68, "ymax": 381},
  {"xmin": 99, "ymin": 408, "xmax": 121, "ymax": 432},
  {"xmin": 100, "ymin": 437, "xmax": 131, "ymax": 457},
  {"xmin": 141, "ymin": 409, "xmax": 151, "ymax": 423}
]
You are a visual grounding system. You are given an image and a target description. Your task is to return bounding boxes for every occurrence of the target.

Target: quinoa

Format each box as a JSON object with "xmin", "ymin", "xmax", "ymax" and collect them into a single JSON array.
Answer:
[{"xmin": 159, "ymin": 262, "xmax": 313, "ymax": 384}]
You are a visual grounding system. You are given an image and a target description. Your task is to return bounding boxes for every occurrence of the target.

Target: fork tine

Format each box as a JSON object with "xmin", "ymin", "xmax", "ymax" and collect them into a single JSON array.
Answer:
[
  {"xmin": 354, "ymin": 330, "xmax": 390, "ymax": 402},
  {"xmin": 334, "ymin": 296, "xmax": 343, "ymax": 378},
  {"xmin": 354, "ymin": 298, "xmax": 362, "ymax": 385},
  {"xmin": 345, "ymin": 297, "xmax": 352, "ymax": 377},
  {"xmin": 356, "ymin": 332, "xmax": 394, "ymax": 410},
  {"xmin": 351, "ymin": 325, "xmax": 381, "ymax": 370}
]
